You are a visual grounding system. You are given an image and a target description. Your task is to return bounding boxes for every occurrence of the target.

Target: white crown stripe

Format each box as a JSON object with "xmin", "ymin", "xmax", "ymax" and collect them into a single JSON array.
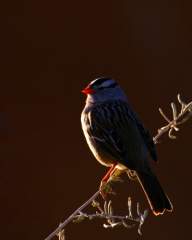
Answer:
[{"xmin": 90, "ymin": 78, "xmax": 115, "ymax": 87}]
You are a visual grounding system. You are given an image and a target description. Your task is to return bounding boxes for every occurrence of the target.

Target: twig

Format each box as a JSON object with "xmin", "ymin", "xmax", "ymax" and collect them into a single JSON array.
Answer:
[
  {"xmin": 45, "ymin": 190, "xmax": 101, "ymax": 240},
  {"xmin": 74, "ymin": 197, "xmax": 148, "ymax": 235},
  {"xmin": 45, "ymin": 178, "xmax": 147, "ymax": 240},
  {"xmin": 153, "ymin": 94, "xmax": 192, "ymax": 143}
]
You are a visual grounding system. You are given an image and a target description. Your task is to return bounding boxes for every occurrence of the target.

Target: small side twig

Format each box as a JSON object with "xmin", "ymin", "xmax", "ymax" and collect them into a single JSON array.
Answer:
[
  {"xmin": 56, "ymin": 227, "xmax": 65, "ymax": 240},
  {"xmin": 153, "ymin": 94, "xmax": 192, "ymax": 143}
]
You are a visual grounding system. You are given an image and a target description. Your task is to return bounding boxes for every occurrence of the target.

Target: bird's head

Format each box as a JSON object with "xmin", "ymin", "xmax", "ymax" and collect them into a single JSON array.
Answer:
[{"xmin": 82, "ymin": 77, "xmax": 127, "ymax": 104}]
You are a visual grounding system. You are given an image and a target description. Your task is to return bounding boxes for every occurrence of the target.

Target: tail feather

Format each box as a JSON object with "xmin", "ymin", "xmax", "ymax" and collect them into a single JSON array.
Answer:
[{"xmin": 136, "ymin": 164, "xmax": 173, "ymax": 215}]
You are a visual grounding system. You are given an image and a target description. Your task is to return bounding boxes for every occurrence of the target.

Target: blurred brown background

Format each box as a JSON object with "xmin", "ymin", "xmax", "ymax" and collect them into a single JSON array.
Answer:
[{"xmin": 1, "ymin": 1, "xmax": 192, "ymax": 240}]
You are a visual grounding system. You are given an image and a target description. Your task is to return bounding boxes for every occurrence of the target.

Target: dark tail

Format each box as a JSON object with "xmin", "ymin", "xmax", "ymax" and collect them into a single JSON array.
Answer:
[{"xmin": 136, "ymin": 164, "xmax": 173, "ymax": 215}]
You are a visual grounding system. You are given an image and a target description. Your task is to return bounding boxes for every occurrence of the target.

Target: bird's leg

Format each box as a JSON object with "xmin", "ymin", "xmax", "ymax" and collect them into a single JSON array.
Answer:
[
  {"xmin": 109, "ymin": 168, "xmax": 125, "ymax": 180},
  {"xmin": 101, "ymin": 164, "xmax": 117, "ymax": 182}
]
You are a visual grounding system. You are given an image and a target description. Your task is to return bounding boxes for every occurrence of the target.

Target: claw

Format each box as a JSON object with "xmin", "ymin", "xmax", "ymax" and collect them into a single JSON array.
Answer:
[
  {"xmin": 99, "ymin": 181, "xmax": 116, "ymax": 198},
  {"xmin": 100, "ymin": 191, "xmax": 108, "ymax": 201}
]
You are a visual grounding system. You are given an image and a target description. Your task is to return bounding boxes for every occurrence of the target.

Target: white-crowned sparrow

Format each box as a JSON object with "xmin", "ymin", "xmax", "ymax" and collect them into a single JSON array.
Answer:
[{"xmin": 81, "ymin": 77, "xmax": 173, "ymax": 215}]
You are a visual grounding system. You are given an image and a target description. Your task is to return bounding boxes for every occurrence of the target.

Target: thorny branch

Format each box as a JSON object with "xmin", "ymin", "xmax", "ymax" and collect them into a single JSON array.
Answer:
[{"xmin": 45, "ymin": 94, "xmax": 192, "ymax": 240}]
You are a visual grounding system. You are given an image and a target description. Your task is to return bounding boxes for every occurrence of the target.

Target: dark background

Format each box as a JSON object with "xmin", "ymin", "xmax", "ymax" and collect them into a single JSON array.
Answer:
[{"xmin": 1, "ymin": 1, "xmax": 192, "ymax": 240}]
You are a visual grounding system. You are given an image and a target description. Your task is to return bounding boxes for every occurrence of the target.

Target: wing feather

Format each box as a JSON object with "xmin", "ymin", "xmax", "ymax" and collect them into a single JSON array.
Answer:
[
  {"xmin": 129, "ymin": 106, "xmax": 158, "ymax": 162},
  {"xmin": 86, "ymin": 100, "xmax": 157, "ymax": 169},
  {"xmin": 87, "ymin": 102, "xmax": 134, "ymax": 168}
]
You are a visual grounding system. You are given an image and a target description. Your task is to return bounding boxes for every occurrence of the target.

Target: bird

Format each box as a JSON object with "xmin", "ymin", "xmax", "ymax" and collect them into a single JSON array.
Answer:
[{"xmin": 81, "ymin": 77, "xmax": 173, "ymax": 215}]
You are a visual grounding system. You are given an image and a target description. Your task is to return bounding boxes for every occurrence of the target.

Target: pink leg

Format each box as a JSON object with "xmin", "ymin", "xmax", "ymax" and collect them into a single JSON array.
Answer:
[{"xmin": 101, "ymin": 164, "xmax": 117, "ymax": 182}]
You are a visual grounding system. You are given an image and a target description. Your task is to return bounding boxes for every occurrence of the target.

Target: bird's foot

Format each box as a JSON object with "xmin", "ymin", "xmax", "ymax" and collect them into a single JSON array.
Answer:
[
  {"xmin": 127, "ymin": 170, "xmax": 137, "ymax": 181},
  {"xmin": 99, "ymin": 182, "xmax": 115, "ymax": 200},
  {"xmin": 100, "ymin": 181, "xmax": 115, "ymax": 197},
  {"xmin": 99, "ymin": 177, "xmax": 123, "ymax": 200}
]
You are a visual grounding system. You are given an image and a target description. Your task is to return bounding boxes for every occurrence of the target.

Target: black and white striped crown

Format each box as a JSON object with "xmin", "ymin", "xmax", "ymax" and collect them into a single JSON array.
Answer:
[{"xmin": 89, "ymin": 77, "xmax": 117, "ymax": 89}]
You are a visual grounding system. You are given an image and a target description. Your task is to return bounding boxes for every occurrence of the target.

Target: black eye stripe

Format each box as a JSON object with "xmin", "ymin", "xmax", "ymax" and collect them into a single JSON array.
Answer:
[{"xmin": 108, "ymin": 82, "xmax": 117, "ymax": 88}]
